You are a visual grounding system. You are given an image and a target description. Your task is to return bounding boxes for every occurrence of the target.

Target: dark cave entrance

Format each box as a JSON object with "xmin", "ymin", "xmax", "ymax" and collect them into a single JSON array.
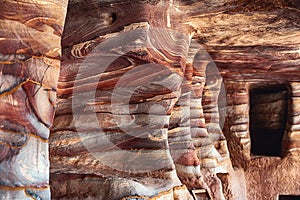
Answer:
[
  {"xmin": 249, "ymin": 84, "xmax": 288, "ymax": 157},
  {"xmin": 279, "ymin": 195, "xmax": 300, "ymax": 200}
]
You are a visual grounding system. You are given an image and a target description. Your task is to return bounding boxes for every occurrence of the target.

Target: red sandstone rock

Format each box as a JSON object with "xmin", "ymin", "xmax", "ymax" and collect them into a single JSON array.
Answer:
[
  {"xmin": 0, "ymin": 0, "xmax": 68, "ymax": 199},
  {"xmin": 1, "ymin": 0, "xmax": 299, "ymax": 199}
]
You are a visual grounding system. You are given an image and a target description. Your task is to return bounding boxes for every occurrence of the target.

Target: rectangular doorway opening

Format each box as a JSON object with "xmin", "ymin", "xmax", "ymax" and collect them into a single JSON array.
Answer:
[
  {"xmin": 278, "ymin": 195, "xmax": 300, "ymax": 200},
  {"xmin": 249, "ymin": 84, "xmax": 288, "ymax": 157}
]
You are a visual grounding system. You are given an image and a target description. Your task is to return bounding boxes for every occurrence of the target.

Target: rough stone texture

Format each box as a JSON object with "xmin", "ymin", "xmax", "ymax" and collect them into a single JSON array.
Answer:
[
  {"xmin": 0, "ymin": 0, "xmax": 68, "ymax": 199},
  {"xmin": 1, "ymin": 0, "xmax": 300, "ymax": 199},
  {"xmin": 182, "ymin": 0, "xmax": 300, "ymax": 199},
  {"xmin": 50, "ymin": 0, "xmax": 199, "ymax": 199},
  {"xmin": 51, "ymin": 0, "xmax": 299, "ymax": 200}
]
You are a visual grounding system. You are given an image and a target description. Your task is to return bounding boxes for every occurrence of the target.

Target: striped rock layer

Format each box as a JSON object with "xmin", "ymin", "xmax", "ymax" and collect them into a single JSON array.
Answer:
[
  {"xmin": 0, "ymin": 0, "xmax": 68, "ymax": 199},
  {"xmin": 50, "ymin": 0, "xmax": 233, "ymax": 199},
  {"xmin": 1, "ymin": 0, "xmax": 300, "ymax": 200},
  {"xmin": 181, "ymin": 0, "xmax": 300, "ymax": 199}
]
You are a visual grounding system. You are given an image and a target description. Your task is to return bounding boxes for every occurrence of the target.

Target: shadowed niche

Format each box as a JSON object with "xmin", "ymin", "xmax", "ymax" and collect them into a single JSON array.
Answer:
[
  {"xmin": 249, "ymin": 84, "xmax": 288, "ymax": 157},
  {"xmin": 279, "ymin": 195, "xmax": 300, "ymax": 200}
]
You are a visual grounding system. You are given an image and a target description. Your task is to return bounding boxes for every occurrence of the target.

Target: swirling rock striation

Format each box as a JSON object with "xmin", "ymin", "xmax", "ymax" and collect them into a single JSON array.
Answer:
[
  {"xmin": 182, "ymin": 0, "xmax": 300, "ymax": 199},
  {"xmin": 51, "ymin": 0, "xmax": 195, "ymax": 199},
  {"xmin": 2, "ymin": 0, "xmax": 300, "ymax": 199},
  {"xmin": 0, "ymin": 0, "xmax": 68, "ymax": 199}
]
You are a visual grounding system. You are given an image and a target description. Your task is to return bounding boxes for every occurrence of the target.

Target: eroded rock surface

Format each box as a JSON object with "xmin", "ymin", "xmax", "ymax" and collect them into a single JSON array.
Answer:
[
  {"xmin": 51, "ymin": 0, "xmax": 300, "ymax": 199},
  {"xmin": 0, "ymin": 0, "xmax": 68, "ymax": 199},
  {"xmin": 1, "ymin": 0, "xmax": 299, "ymax": 200}
]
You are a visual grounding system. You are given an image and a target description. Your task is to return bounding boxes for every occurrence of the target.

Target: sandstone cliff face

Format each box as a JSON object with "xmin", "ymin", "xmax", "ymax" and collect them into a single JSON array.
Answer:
[
  {"xmin": 50, "ymin": 1, "xmax": 208, "ymax": 199},
  {"xmin": 0, "ymin": 0, "xmax": 299, "ymax": 200},
  {"xmin": 180, "ymin": 0, "xmax": 300, "ymax": 199},
  {"xmin": 0, "ymin": 0, "xmax": 68, "ymax": 199}
]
